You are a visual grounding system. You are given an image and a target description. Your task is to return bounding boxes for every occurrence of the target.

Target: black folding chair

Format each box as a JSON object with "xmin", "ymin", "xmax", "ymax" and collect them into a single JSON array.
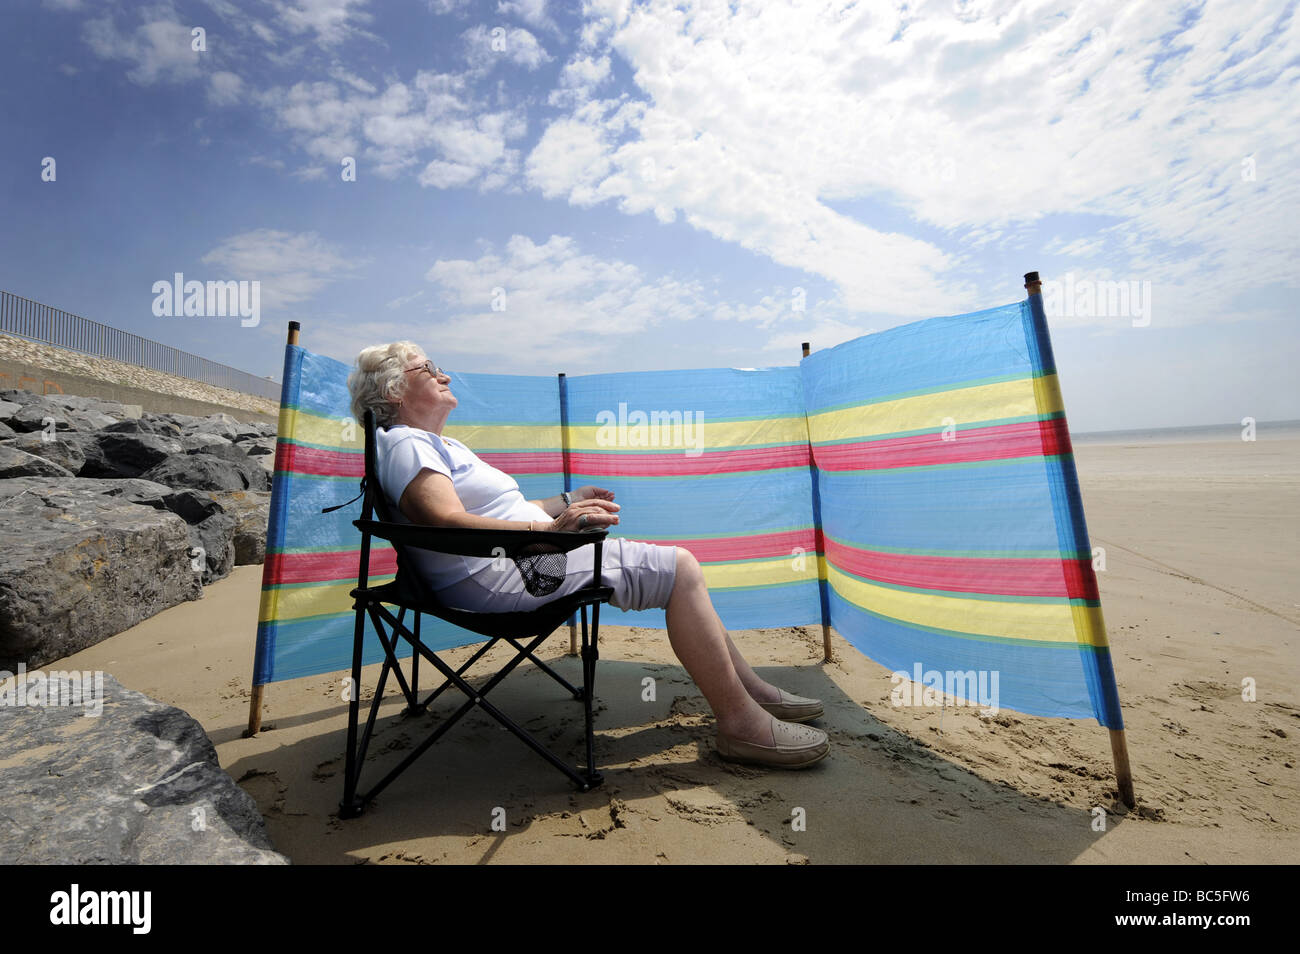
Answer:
[{"xmin": 337, "ymin": 410, "xmax": 614, "ymax": 819}]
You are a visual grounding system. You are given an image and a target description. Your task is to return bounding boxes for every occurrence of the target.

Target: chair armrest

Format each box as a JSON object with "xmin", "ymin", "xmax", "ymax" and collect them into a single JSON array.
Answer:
[{"xmin": 354, "ymin": 519, "xmax": 607, "ymax": 559}]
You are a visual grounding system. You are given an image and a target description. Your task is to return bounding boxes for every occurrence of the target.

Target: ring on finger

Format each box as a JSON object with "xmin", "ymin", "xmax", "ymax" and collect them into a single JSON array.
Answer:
[{"xmin": 578, "ymin": 514, "xmax": 588, "ymax": 528}]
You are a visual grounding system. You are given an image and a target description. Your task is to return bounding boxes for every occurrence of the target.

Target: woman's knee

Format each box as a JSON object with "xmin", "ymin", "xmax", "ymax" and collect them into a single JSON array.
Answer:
[{"xmin": 673, "ymin": 547, "xmax": 704, "ymax": 591}]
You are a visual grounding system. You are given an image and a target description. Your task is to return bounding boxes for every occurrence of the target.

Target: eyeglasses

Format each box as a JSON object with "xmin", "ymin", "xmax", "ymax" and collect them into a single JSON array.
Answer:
[{"xmin": 403, "ymin": 360, "xmax": 447, "ymax": 379}]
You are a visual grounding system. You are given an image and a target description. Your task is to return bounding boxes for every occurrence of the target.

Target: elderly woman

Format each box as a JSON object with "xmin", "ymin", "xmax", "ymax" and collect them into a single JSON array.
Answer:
[{"xmin": 348, "ymin": 341, "xmax": 829, "ymax": 769}]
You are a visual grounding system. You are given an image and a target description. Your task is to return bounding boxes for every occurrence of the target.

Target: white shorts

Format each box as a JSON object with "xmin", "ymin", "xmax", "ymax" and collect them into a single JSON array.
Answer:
[{"xmin": 433, "ymin": 538, "xmax": 678, "ymax": 615}]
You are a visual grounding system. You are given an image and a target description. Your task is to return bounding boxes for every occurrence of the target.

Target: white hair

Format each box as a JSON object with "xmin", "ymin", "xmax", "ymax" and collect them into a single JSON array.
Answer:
[{"xmin": 347, "ymin": 341, "xmax": 424, "ymax": 429}]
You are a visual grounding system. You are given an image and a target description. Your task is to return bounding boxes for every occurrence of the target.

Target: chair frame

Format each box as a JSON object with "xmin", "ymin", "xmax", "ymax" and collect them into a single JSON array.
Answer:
[{"xmin": 339, "ymin": 410, "xmax": 613, "ymax": 819}]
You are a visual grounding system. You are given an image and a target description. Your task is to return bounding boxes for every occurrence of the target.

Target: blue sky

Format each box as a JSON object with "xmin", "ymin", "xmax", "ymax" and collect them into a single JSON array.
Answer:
[{"xmin": 1, "ymin": 0, "xmax": 1296, "ymax": 430}]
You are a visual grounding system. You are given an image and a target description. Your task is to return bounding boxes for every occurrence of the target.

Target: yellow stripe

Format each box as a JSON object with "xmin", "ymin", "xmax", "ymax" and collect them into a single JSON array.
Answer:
[
  {"xmin": 827, "ymin": 564, "xmax": 1103, "ymax": 646},
  {"xmin": 282, "ymin": 407, "xmax": 561, "ymax": 453},
  {"xmin": 260, "ymin": 578, "xmax": 394, "ymax": 623},
  {"xmin": 702, "ymin": 556, "xmax": 820, "ymax": 589},
  {"xmin": 262, "ymin": 556, "xmax": 824, "ymax": 622},
  {"xmin": 807, "ymin": 376, "xmax": 1065, "ymax": 444},
  {"xmin": 286, "ymin": 408, "xmax": 363, "ymax": 450},
  {"xmin": 567, "ymin": 415, "xmax": 808, "ymax": 452},
  {"xmin": 445, "ymin": 423, "xmax": 562, "ymax": 451}
]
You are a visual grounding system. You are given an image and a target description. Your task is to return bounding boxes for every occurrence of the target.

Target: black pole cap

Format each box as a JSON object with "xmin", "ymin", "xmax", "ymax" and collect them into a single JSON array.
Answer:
[
  {"xmin": 1023, "ymin": 271, "xmax": 1040, "ymax": 284},
  {"xmin": 288, "ymin": 320, "xmax": 301, "ymax": 331}
]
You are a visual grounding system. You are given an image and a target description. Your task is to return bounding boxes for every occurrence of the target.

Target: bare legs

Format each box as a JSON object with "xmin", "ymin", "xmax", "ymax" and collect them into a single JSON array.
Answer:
[{"xmin": 663, "ymin": 548, "xmax": 781, "ymax": 745}]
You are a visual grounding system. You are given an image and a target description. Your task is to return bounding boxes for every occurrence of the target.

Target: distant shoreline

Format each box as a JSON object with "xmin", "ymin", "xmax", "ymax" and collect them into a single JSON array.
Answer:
[{"xmin": 1072, "ymin": 419, "xmax": 1300, "ymax": 444}]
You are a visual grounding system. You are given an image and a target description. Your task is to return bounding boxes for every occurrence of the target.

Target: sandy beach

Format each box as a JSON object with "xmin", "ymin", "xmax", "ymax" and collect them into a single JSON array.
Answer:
[{"xmin": 55, "ymin": 435, "xmax": 1300, "ymax": 864}]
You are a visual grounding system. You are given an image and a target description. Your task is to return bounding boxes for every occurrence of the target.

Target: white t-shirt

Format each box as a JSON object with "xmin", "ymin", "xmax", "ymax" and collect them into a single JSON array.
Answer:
[{"xmin": 375, "ymin": 424, "xmax": 551, "ymax": 593}]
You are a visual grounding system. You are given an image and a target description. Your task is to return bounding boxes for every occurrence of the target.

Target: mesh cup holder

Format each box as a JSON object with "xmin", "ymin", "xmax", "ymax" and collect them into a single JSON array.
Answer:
[{"xmin": 512, "ymin": 541, "xmax": 568, "ymax": 597}]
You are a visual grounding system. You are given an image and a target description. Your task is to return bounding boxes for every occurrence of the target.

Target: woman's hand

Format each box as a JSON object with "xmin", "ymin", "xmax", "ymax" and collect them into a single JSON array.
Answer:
[
  {"xmin": 548, "ymin": 497, "xmax": 620, "ymax": 532},
  {"xmin": 572, "ymin": 485, "xmax": 615, "ymax": 503}
]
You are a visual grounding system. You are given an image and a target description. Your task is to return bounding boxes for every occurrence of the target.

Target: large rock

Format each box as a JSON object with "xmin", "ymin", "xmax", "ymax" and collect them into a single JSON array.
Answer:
[
  {"xmin": 81, "ymin": 432, "xmax": 183, "ymax": 479},
  {"xmin": 178, "ymin": 432, "xmax": 233, "ymax": 455},
  {"xmin": 0, "ymin": 420, "xmax": 15, "ymax": 440},
  {"xmin": 101, "ymin": 417, "xmax": 181, "ymax": 438},
  {"xmin": 43, "ymin": 393, "xmax": 138, "ymax": 420},
  {"xmin": 7, "ymin": 400, "xmax": 70, "ymax": 433},
  {"xmin": 205, "ymin": 490, "xmax": 271, "ymax": 564},
  {"xmin": 161, "ymin": 490, "xmax": 236, "ymax": 584},
  {"xmin": 0, "ymin": 444, "xmax": 74, "ymax": 478},
  {"xmin": 0, "ymin": 399, "xmax": 22, "ymax": 422},
  {"xmin": 0, "ymin": 673, "xmax": 288, "ymax": 864},
  {"xmin": 4, "ymin": 432, "xmax": 89, "ymax": 474},
  {"xmin": 0, "ymin": 483, "xmax": 202, "ymax": 670},
  {"xmin": 142, "ymin": 452, "xmax": 270, "ymax": 492}
]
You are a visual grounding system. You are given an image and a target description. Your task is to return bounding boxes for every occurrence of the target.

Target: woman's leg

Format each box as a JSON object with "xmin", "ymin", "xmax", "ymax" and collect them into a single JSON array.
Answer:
[{"xmin": 664, "ymin": 548, "xmax": 777, "ymax": 744}]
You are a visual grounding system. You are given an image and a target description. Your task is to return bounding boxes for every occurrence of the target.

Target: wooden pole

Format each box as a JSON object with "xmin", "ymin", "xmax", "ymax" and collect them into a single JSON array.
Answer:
[
  {"xmin": 245, "ymin": 320, "xmax": 300, "ymax": 737},
  {"xmin": 801, "ymin": 341, "xmax": 834, "ymax": 663},
  {"xmin": 1022, "ymin": 272, "xmax": 1135, "ymax": 808}
]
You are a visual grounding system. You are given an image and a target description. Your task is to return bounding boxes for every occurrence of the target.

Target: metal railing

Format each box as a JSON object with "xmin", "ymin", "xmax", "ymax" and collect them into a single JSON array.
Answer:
[{"xmin": 0, "ymin": 290, "xmax": 280, "ymax": 401}]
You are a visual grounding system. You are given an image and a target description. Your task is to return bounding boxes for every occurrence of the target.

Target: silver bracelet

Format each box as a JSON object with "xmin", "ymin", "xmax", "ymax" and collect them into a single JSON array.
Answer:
[{"xmin": 561, "ymin": 491, "xmax": 572, "ymax": 506}]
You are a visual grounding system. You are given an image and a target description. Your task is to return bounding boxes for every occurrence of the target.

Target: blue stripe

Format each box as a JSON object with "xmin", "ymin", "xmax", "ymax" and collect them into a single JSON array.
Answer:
[
  {"xmin": 818, "ymin": 461, "xmax": 1065, "ymax": 552},
  {"xmin": 828, "ymin": 591, "xmax": 1118, "ymax": 726},
  {"xmin": 566, "ymin": 366, "xmax": 804, "ymax": 421},
  {"xmin": 568, "ymin": 469, "xmax": 818, "ymax": 539},
  {"xmin": 801, "ymin": 303, "xmax": 1027, "ymax": 411}
]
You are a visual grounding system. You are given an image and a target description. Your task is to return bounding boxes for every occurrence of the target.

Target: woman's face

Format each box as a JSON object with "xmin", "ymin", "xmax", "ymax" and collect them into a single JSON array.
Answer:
[{"xmin": 397, "ymin": 352, "xmax": 457, "ymax": 424}]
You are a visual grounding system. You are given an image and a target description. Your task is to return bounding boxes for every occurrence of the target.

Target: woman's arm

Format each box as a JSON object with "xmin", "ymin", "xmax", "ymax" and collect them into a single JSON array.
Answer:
[
  {"xmin": 402, "ymin": 470, "xmax": 619, "ymax": 531},
  {"xmin": 527, "ymin": 485, "xmax": 617, "ymax": 517}
]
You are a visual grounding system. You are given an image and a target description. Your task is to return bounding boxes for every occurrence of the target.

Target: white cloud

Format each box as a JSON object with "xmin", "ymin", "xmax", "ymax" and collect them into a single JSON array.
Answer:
[
  {"xmin": 82, "ymin": 7, "xmax": 202, "ymax": 86},
  {"xmin": 548, "ymin": 53, "xmax": 611, "ymax": 106},
  {"xmin": 386, "ymin": 290, "xmax": 425, "ymax": 310},
  {"xmin": 462, "ymin": 24, "xmax": 553, "ymax": 71},
  {"xmin": 524, "ymin": 0, "xmax": 1300, "ymax": 325},
  {"xmin": 275, "ymin": 0, "xmax": 375, "ymax": 47},
  {"xmin": 420, "ymin": 234, "xmax": 707, "ymax": 367},
  {"xmin": 259, "ymin": 72, "xmax": 525, "ymax": 186},
  {"xmin": 497, "ymin": 0, "xmax": 562, "ymax": 37},
  {"xmin": 200, "ymin": 230, "xmax": 363, "ymax": 309},
  {"xmin": 208, "ymin": 70, "xmax": 243, "ymax": 106}
]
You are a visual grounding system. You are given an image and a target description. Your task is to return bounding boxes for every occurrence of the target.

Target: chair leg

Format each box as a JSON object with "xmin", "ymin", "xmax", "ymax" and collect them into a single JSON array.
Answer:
[
  {"xmin": 339, "ymin": 606, "xmax": 369, "ymax": 819},
  {"xmin": 581, "ymin": 603, "xmax": 603, "ymax": 788}
]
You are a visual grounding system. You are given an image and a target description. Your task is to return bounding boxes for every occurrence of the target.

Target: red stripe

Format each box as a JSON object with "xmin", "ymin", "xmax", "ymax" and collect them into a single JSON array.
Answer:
[
  {"xmin": 277, "ymin": 442, "xmax": 363, "ymax": 477},
  {"xmin": 477, "ymin": 451, "xmax": 564, "ymax": 474},
  {"xmin": 569, "ymin": 443, "xmax": 810, "ymax": 477},
  {"xmin": 826, "ymin": 537, "xmax": 1099, "ymax": 599},
  {"xmin": 814, "ymin": 419, "xmax": 1073, "ymax": 471},
  {"xmin": 265, "ymin": 548, "xmax": 398, "ymax": 585},
  {"xmin": 652, "ymin": 528, "xmax": 819, "ymax": 563}
]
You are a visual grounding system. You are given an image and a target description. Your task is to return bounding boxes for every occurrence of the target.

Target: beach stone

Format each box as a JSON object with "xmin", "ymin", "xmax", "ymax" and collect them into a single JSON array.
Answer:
[
  {"xmin": 80, "ymin": 432, "xmax": 183, "ymax": 479},
  {"xmin": 0, "ymin": 420, "xmax": 15, "ymax": 440},
  {"xmin": 179, "ymin": 432, "xmax": 233, "ymax": 454},
  {"xmin": 236, "ymin": 436, "xmax": 276, "ymax": 457},
  {"xmin": 196, "ymin": 413, "xmax": 242, "ymax": 442},
  {"xmin": 0, "ymin": 444, "xmax": 74, "ymax": 478},
  {"xmin": 43, "ymin": 393, "xmax": 135, "ymax": 419},
  {"xmin": 102, "ymin": 417, "xmax": 182, "ymax": 438},
  {"xmin": 204, "ymin": 490, "xmax": 270, "ymax": 564},
  {"xmin": 0, "ymin": 399, "xmax": 22, "ymax": 422},
  {"xmin": 7, "ymin": 401, "xmax": 71, "ymax": 433},
  {"xmin": 65, "ymin": 409, "xmax": 120, "ymax": 432},
  {"xmin": 5, "ymin": 432, "xmax": 89, "ymax": 475},
  {"xmin": 0, "ymin": 673, "xmax": 288, "ymax": 864},
  {"xmin": 0, "ymin": 389, "xmax": 43, "ymax": 406},
  {"xmin": 0, "ymin": 484, "xmax": 201, "ymax": 670},
  {"xmin": 159, "ymin": 490, "xmax": 237, "ymax": 584},
  {"xmin": 143, "ymin": 452, "xmax": 270, "ymax": 492}
]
